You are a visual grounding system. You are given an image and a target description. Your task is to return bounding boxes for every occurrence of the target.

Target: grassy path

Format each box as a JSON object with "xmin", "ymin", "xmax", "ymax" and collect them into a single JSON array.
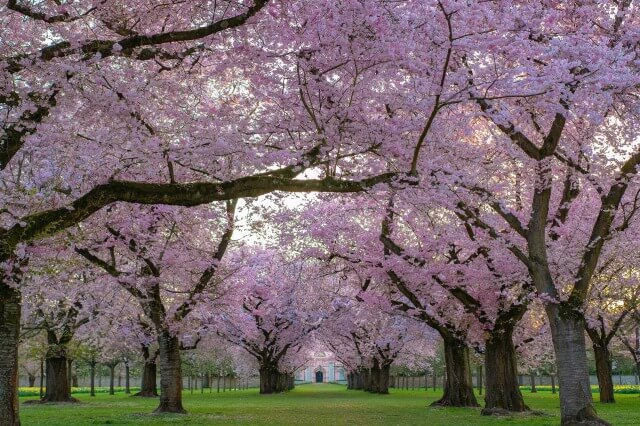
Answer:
[{"xmin": 18, "ymin": 383, "xmax": 640, "ymax": 425}]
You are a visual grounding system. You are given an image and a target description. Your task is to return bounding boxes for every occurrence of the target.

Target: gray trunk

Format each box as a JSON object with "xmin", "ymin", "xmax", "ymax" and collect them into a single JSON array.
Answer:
[
  {"xmin": 154, "ymin": 332, "xmax": 185, "ymax": 413},
  {"xmin": 547, "ymin": 305, "xmax": 609, "ymax": 425}
]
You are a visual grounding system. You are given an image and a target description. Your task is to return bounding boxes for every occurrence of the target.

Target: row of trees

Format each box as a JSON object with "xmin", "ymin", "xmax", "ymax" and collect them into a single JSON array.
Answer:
[{"xmin": 3, "ymin": 1, "xmax": 640, "ymax": 425}]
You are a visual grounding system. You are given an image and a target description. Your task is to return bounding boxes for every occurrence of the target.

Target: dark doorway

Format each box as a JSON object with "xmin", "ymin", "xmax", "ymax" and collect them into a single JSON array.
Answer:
[{"xmin": 315, "ymin": 371, "xmax": 323, "ymax": 383}]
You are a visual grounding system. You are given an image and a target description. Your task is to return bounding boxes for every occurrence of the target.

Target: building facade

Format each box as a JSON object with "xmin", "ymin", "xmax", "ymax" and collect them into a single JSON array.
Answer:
[{"xmin": 295, "ymin": 350, "xmax": 346, "ymax": 384}]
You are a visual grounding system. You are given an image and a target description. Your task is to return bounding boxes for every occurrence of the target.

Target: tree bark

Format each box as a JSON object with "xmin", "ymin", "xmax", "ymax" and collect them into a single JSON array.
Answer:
[
  {"xmin": 0, "ymin": 281, "xmax": 20, "ymax": 426},
  {"xmin": 362, "ymin": 369, "xmax": 371, "ymax": 392},
  {"xmin": 378, "ymin": 364, "xmax": 390, "ymax": 394},
  {"xmin": 134, "ymin": 361, "xmax": 158, "ymax": 397},
  {"xmin": 369, "ymin": 360, "xmax": 381, "ymax": 393},
  {"xmin": 67, "ymin": 359, "xmax": 73, "ymax": 389},
  {"xmin": 432, "ymin": 334, "xmax": 479, "ymax": 407},
  {"xmin": 108, "ymin": 365, "xmax": 115, "ymax": 395},
  {"xmin": 125, "ymin": 363, "xmax": 130, "ymax": 394},
  {"xmin": 89, "ymin": 361, "xmax": 96, "ymax": 397},
  {"xmin": 259, "ymin": 364, "xmax": 287, "ymax": 394},
  {"xmin": 154, "ymin": 331, "xmax": 185, "ymax": 413},
  {"xmin": 27, "ymin": 373, "xmax": 36, "ymax": 387},
  {"xmin": 593, "ymin": 344, "xmax": 615, "ymax": 403},
  {"xmin": 547, "ymin": 306, "xmax": 608, "ymax": 425},
  {"xmin": 530, "ymin": 373, "xmax": 537, "ymax": 393},
  {"xmin": 42, "ymin": 353, "xmax": 74, "ymax": 402}
]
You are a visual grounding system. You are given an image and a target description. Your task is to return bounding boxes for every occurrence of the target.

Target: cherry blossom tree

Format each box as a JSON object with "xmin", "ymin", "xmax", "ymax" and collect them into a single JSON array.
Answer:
[
  {"xmin": 73, "ymin": 202, "xmax": 237, "ymax": 413},
  {"xmin": 211, "ymin": 249, "xmax": 326, "ymax": 394}
]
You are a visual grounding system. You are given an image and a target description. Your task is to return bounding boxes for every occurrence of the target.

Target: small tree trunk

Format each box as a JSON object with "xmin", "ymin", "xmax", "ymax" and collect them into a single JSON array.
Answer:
[
  {"xmin": 593, "ymin": 344, "xmax": 615, "ymax": 403},
  {"xmin": 551, "ymin": 374, "xmax": 557, "ymax": 394},
  {"xmin": 378, "ymin": 364, "xmax": 391, "ymax": 394},
  {"xmin": 155, "ymin": 331, "xmax": 185, "ymax": 413},
  {"xmin": 476, "ymin": 365, "xmax": 483, "ymax": 396},
  {"xmin": 109, "ymin": 365, "xmax": 116, "ymax": 395},
  {"xmin": 125, "ymin": 363, "xmax": 130, "ymax": 394},
  {"xmin": 28, "ymin": 373, "xmax": 36, "ymax": 387},
  {"xmin": 39, "ymin": 358, "xmax": 44, "ymax": 399},
  {"xmin": 134, "ymin": 361, "xmax": 158, "ymax": 397},
  {"xmin": 431, "ymin": 333, "xmax": 479, "ymax": 407},
  {"xmin": 203, "ymin": 373, "xmax": 210, "ymax": 389},
  {"xmin": 89, "ymin": 362, "xmax": 96, "ymax": 397},
  {"xmin": 530, "ymin": 373, "xmax": 537, "ymax": 393},
  {"xmin": 546, "ymin": 305, "xmax": 607, "ymax": 425},
  {"xmin": 0, "ymin": 281, "xmax": 20, "ymax": 425},
  {"xmin": 217, "ymin": 375, "xmax": 221, "ymax": 393}
]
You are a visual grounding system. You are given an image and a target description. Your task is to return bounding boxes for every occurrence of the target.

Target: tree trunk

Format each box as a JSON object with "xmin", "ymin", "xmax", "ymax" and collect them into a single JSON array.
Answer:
[
  {"xmin": 0, "ymin": 281, "xmax": 20, "ymax": 425},
  {"xmin": 356, "ymin": 370, "xmax": 364, "ymax": 390},
  {"xmin": 369, "ymin": 360, "xmax": 381, "ymax": 393},
  {"xmin": 27, "ymin": 373, "xmax": 36, "ymax": 387},
  {"xmin": 551, "ymin": 374, "xmax": 557, "ymax": 394},
  {"xmin": 259, "ymin": 364, "xmax": 286, "ymax": 394},
  {"xmin": 67, "ymin": 359, "xmax": 73, "ymax": 390},
  {"xmin": 155, "ymin": 331, "xmax": 185, "ymax": 413},
  {"xmin": 432, "ymin": 334, "xmax": 479, "ymax": 407},
  {"xmin": 547, "ymin": 306, "xmax": 608, "ymax": 425},
  {"xmin": 378, "ymin": 364, "xmax": 390, "ymax": 394},
  {"xmin": 39, "ymin": 359, "xmax": 44, "ymax": 399},
  {"xmin": 476, "ymin": 365, "xmax": 482, "ymax": 396},
  {"xmin": 125, "ymin": 363, "xmax": 130, "ymax": 394},
  {"xmin": 109, "ymin": 365, "xmax": 115, "ymax": 395},
  {"xmin": 43, "ymin": 353, "xmax": 75, "ymax": 402},
  {"xmin": 202, "ymin": 373, "xmax": 210, "ymax": 389},
  {"xmin": 134, "ymin": 361, "xmax": 158, "ymax": 397},
  {"xmin": 362, "ymin": 369, "xmax": 371, "ymax": 392},
  {"xmin": 89, "ymin": 362, "xmax": 96, "ymax": 397},
  {"xmin": 530, "ymin": 373, "xmax": 537, "ymax": 393},
  {"xmin": 593, "ymin": 344, "xmax": 615, "ymax": 403}
]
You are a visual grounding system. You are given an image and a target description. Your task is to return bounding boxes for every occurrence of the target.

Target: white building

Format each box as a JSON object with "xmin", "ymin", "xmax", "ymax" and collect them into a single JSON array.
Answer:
[{"xmin": 295, "ymin": 350, "xmax": 346, "ymax": 383}]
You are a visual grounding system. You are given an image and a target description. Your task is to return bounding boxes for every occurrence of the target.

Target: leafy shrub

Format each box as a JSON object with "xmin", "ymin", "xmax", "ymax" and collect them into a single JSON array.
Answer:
[{"xmin": 19, "ymin": 387, "xmax": 141, "ymax": 397}]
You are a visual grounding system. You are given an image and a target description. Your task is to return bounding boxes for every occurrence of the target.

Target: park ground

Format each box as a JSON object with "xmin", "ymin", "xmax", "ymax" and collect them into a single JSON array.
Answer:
[{"xmin": 18, "ymin": 383, "xmax": 640, "ymax": 425}]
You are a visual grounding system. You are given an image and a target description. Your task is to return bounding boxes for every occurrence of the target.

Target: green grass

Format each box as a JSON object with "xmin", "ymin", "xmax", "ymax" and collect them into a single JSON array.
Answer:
[{"xmin": 18, "ymin": 383, "xmax": 640, "ymax": 425}]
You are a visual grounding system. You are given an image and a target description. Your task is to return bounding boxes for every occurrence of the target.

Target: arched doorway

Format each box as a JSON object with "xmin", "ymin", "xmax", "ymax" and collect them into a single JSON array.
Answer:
[{"xmin": 315, "ymin": 371, "xmax": 324, "ymax": 383}]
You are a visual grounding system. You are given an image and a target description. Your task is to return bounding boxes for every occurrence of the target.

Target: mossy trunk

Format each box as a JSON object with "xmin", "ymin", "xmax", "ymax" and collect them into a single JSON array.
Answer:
[{"xmin": 0, "ymin": 281, "xmax": 20, "ymax": 425}]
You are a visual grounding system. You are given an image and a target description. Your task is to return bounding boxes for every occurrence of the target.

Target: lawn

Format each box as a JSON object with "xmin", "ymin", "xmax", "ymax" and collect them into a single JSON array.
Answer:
[{"xmin": 18, "ymin": 384, "xmax": 640, "ymax": 425}]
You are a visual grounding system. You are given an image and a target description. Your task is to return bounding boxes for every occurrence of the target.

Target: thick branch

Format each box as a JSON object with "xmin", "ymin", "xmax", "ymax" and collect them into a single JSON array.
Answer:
[{"xmin": 1, "ymin": 172, "xmax": 398, "ymax": 257}]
